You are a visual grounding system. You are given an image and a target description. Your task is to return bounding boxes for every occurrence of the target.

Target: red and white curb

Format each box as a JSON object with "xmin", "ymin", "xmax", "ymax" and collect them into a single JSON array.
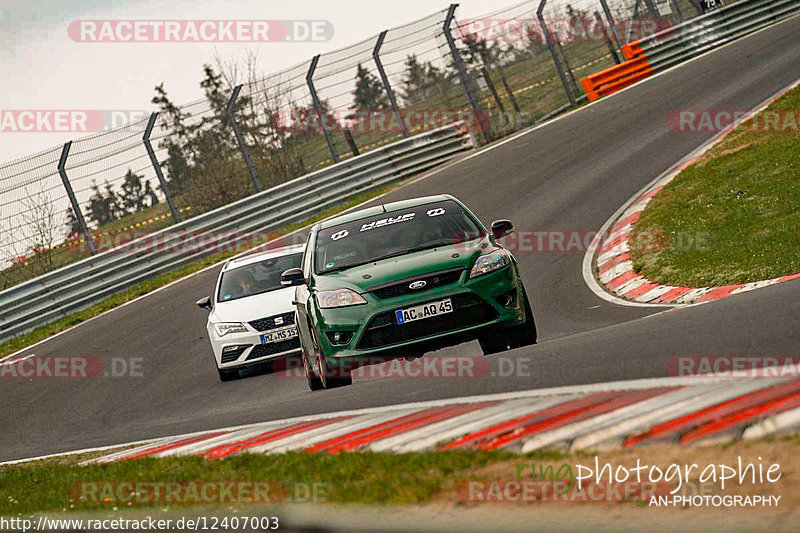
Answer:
[
  {"xmin": 590, "ymin": 78, "xmax": 800, "ymax": 306},
  {"xmin": 594, "ymin": 184, "xmax": 800, "ymax": 304},
  {"xmin": 4, "ymin": 373, "xmax": 800, "ymax": 467}
]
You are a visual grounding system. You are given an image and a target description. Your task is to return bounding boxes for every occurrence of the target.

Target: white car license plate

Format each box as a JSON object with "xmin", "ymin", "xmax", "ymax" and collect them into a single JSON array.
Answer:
[
  {"xmin": 395, "ymin": 298, "xmax": 453, "ymax": 325},
  {"xmin": 261, "ymin": 326, "xmax": 298, "ymax": 344}
]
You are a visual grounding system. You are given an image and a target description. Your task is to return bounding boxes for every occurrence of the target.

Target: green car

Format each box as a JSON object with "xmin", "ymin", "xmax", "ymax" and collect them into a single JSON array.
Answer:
[{"xmin": 281, "ymin": 194, "xmax": 536, "ymax": 390}]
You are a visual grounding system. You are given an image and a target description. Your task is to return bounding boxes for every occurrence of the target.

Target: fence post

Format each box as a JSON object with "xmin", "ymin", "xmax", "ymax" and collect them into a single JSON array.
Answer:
[
  {"xmin": 143, "ymin": 112, "xmax": 181, "ymax": 223},
  {"xmin": 595, "ymin": 11, "xmax": 621, "ymax": 64},
  {"xmin": 669, "ymin": 0, "xmax": 684, "ymax": 23},
  {"xmin": 306, "ymin": 54, "xmax": 340, "ymax": 164},
  {"xmin": 373, "ymin": 30, "xmax": 409, "ymax": 138},
  {"xmin": 553, "ymin": 31, "xmax": 580, "ymax": 100},
  {"xmin": 537, "ymin": 0, "xmax": 577, "ymax": 106},
  {"xmin": 599, "ymin": 0, "xmax": 624, "ymax": 51},
  {"xmin": 226, "ymin": 85, "xmax": 262, "ymax": 193},
  {"xmin": 57, "ymin": 141, "xmax": 96, "ymax": 255},
  {"xmin": 480, "ymin": 67, "xmax": 509, "ymax": 128},
  {"xmin": 498, "ymin": 70, "xmax": 522, "ymax": 123},
  {"xmin": 443, "ymin": 4, "xmax": 491, "ymax": 141}
]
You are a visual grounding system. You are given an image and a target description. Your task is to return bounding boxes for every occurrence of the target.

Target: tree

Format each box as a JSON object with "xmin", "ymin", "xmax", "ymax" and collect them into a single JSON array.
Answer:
[
  {"xmin": 144, "ymin": 181, "xmax": 160, "ymax": 208},
  {"xmin": 351, "ymin": 63, "xmax": 388, "ymax": 110},
  {"xmin": 65, "ymin": 207, "xmax": 81, "ymax": 235},
  {"xmin": 87, "ymin": 182, "xmax": 122, "ymax": 226},
  {"xmin": 120, "ymin": 169, "xmax": 149, "ymax": 213},
  {"xmin": 400, "ymin": 55, "xmax": 452, "ymax": 106}
]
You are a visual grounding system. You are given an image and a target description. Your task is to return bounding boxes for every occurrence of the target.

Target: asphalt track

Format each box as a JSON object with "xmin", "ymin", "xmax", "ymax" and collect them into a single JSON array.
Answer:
[{"xmin": 2, "ymin": 17, "xmax": 800, "ymax": 462}]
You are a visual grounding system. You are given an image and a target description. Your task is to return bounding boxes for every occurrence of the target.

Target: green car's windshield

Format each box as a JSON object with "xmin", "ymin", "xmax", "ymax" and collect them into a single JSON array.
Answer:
[
  {"xmin": 218, "ymin": 253, "xmax": 303, "ymax": 302},
  {"xmin": 314, "ymin": 200, "xmax": 484, "ymax": 274}
]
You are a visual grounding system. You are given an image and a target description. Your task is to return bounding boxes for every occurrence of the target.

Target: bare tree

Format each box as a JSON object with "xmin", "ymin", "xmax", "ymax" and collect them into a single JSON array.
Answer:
[{"xmin": 19, "ymin": 186, "xmax": 64, "ymax": 275}]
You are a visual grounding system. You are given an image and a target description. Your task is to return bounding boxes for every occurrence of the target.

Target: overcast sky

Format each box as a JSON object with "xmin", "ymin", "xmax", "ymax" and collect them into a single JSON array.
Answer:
[{"xmin": 0, "ymin": 0, "xmax": 523, "ymax": 163}]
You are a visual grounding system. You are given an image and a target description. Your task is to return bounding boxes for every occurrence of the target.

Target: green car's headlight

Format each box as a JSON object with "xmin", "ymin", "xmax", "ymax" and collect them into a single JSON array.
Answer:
[
  {"xmin": 470, "ymin": 249, "xmax": 511, "ymax": 278},
  {"xmin": 317, "ymin": 288, "xmax": 367, "ymax": 309},
  {"xmin": 214, "ymin": 322, "xmax": 248, "ymax": 336}
]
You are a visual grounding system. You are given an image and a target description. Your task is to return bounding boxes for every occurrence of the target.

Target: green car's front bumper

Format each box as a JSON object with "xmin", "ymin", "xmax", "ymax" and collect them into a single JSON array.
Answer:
[{"xmin": 311, "ymin": 265, "xmax": 525, "ymax": 365}]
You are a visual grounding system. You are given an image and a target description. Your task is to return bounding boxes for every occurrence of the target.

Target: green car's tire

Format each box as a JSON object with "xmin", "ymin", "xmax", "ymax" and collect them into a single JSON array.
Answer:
[
  {"xmin": 217, "ymin": 368, "xmax": 239, "ymax": 382},
  {"xmin": 508, "ymin": 285, "xmax": 537, "ymax": 348},
  {"xmin": 309, "ymin": 323, "xmax": 352, "ymax": 389},
  {"xmin": 303, "ymin": 350, "xmax": 324, "ymax": 391},
  {"xmin": 478, "ymin": 334, "xmax": 509, "ymax": 355},
  {"xmin": 318, "ymin": 352, "xmax": 353, "ymax": 389}
]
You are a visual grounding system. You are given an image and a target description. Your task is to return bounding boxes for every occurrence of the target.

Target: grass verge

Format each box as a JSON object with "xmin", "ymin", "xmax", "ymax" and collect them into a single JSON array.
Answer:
[
  {"xmin": 0, "ymin": 450, "xmax": 564, "ymax": 515},
  {"xmin": 629, "ymin": 85, "xmax": 800, "ymax": 287},
  {"xmin": 0, "ymin": 186, "xmax": 392, "ymax": 359}
]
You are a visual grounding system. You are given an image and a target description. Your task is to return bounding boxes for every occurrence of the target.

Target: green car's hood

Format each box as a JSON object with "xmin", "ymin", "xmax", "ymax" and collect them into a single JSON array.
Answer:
[{"xmin": 312, "ymin": 238, "xmax": 494, "ymax": 293}]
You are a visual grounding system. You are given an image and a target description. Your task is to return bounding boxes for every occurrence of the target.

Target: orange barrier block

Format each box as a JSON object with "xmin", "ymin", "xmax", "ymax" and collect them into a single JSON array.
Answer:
[
  {"xmin": 621, "ymin": 40, "xmax": 645, "ymax": 60},
  {"xmin": 580, "ymin": 55, "xmax": 653, "ymax": 102}
]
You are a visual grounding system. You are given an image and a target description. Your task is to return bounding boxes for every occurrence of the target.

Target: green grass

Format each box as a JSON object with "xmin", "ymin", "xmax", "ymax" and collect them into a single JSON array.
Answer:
[
  {"xmin": 0, "ymin": 187, "xmax": 392, "ymax": 359},
  {"xmin": 629, "ymin": 85, "xmax": 800, "ymax": 287},
  {"xmin": 0, "ymin": 450, "xmax": 567, "ymax": 515}
]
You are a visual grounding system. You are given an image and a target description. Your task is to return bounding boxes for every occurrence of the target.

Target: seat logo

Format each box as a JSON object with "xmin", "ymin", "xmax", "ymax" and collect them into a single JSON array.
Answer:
[
  {"xmin": 274, "ymin": 317, "xmax": 284, "ymax": 325},
  {"xmin": 408, "ymin": 280, "xmax": 427, "ymax": 290}
]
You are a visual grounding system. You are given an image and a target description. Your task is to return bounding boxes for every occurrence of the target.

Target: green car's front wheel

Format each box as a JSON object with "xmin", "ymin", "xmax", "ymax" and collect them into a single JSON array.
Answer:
[
  {"xmin": 309, "ymin": 322, "xmax": 352, "ymax": 390},
  {"xmin": 478, "ymin": 284, "xmax": 537, "ymax": 356}
]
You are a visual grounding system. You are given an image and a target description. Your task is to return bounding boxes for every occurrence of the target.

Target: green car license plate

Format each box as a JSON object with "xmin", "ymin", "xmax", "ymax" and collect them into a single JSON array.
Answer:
[{"xmin": 395, "ymin": 298, "xmax": 453, "ymax": 325}]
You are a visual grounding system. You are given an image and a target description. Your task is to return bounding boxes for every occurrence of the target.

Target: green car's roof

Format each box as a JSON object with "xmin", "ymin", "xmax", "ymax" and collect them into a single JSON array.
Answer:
[{"xmin": 318, "ymin": 194, "xmax": 457, "ymax": 230}]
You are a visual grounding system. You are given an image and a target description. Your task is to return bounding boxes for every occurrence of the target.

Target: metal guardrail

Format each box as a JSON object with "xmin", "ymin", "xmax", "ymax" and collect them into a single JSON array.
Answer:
[
  {"xmin": 623, "ymin": 0, "xmax": 800, "ymax": 65},
  {"xmin": 582, "ymin": 0, "xmax": 800, "ymax": 100},
  {"xmin": 0, "ymin": 123, "xmax": 474, "ymax": 344}
]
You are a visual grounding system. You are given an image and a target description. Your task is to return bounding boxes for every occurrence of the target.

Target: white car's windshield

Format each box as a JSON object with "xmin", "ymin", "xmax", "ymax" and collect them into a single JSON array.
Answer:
[{"xmin": 217, "ymin": 253, "xmax": 302, "ymax": 302}]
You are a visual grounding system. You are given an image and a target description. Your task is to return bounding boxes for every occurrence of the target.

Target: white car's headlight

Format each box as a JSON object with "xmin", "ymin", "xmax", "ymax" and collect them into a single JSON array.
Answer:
[
  {"xmin": 317, "ymin": 288, "xmax": 367, "ymax": 309},
  {"xmin": 213, "ymin": 322, "xmax": 248, "ymax": 336},
  {"xmin": 470, "ymin": 249, "xmax": 511, "ymax": 278}
]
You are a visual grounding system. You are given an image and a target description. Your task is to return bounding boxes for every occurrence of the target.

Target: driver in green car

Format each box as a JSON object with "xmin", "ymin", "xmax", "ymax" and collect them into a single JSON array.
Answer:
[{"xmin": 281, "ymin": 194, "xmax": 536, "ymax": 390}]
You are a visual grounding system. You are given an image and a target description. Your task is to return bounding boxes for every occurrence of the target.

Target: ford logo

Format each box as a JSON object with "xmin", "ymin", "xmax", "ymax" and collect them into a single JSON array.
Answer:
[{"xmin": 408, "ymin": 281, "xmax": 427, "ymax": 290}]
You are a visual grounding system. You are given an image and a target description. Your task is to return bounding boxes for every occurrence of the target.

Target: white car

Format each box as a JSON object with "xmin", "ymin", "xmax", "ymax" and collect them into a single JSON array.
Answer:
[{"xmin": 196, "ymin": 244, "xmax": 305, "ymax": 381}]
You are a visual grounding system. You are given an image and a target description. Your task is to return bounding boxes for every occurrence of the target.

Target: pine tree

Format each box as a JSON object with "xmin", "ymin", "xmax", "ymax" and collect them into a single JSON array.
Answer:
[
  {"xmin": 120, "ymin": 169, "xmax": 148, "ymax": 214},
  {"xmin": 351, "ymin": 63, "xmax": 389, "ymax": 110},
  {"xmin": 65, "ymin": 207, "xmax": 81, "ymax": 235}
]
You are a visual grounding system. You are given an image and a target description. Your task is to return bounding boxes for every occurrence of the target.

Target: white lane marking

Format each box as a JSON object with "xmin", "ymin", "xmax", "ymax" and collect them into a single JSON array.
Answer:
[
  {"xmin": 251, "ymin": 410, "xmax": 423, "ymax": 454},
  {"xmin": 564, "ymin": 380, "xmax": 780, "ymax": 451},
  {"xmin": 742, "ymin": 406, "xmax": 800, "ymax": 441},
  {"xmin": 0, "ymin": 353, "xmax": 34, "ymax": 366},
  {"xmin": 6, "ymin": 372, "xmax": 797, "ymax": 466},
  {"xmin": 372, "ymin": 396, "xmax": 580, "ymax": 453},
  {"xmin": 582, "ymin": 72, "xmax": 800, "ymax": 307}
]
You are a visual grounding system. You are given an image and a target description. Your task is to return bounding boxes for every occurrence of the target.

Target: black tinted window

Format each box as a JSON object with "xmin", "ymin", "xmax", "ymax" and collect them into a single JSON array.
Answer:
[
  {"xmin": 314, "ymin": 200, "xmax": 484, "ymax": 273},
  {"xmin": 218, "ymin": 253, "xmax": 302, "ymax": 302}
]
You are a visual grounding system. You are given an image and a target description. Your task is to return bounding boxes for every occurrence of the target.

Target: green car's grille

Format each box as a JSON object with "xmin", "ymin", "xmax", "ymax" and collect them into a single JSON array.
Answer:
[
  {"xmin": 357, "ymin": 294, "xmax": 497, "ymax": 350},
  {"xmin": 369, "ymin": 269, "xmax": 464, "ymax": 299}
]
